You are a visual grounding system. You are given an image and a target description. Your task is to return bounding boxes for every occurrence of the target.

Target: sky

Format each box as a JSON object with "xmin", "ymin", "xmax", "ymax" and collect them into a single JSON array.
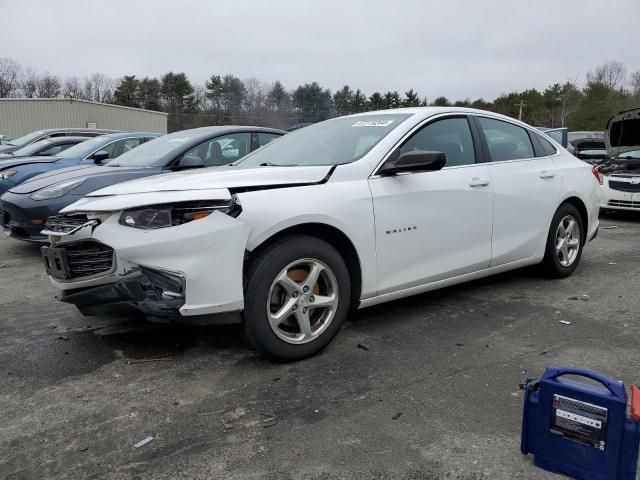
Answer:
[{"xmin": 2, "ymin": 0, "xmax": 639, "ymax": 101}]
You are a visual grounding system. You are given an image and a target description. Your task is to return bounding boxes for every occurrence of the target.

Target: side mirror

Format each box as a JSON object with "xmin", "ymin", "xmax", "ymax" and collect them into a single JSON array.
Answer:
[
  {"xmin": 379, "ymin": 150, "xmax": 446, "ymax": 175},
  {"xmin": 176, "ymin": 155, "xmax": 205, "ymax": 169},
  {"xmin": 91, "ymin": 150, "xmax": 110, "ymax": 164}
]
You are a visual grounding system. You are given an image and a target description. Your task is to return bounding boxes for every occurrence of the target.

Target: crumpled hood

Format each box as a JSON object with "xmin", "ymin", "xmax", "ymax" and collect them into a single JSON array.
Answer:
[
  {"xmin": 61, "ymin": 165, "xmax": 333, "ymax": 213},
  {"xmin": 0, "ymin": 155, "xmax": 59, "ymax": 171},
  {"xmin": 9, "ymin": 165, "xmax": 152, "ymax": 194},
  {"xmin": 605, "ymin": 108, "xmax": 640, "ymax": 156},
  {"xmin": 86, "ymin": 165, "xmax": 332, "ymax": 196}
]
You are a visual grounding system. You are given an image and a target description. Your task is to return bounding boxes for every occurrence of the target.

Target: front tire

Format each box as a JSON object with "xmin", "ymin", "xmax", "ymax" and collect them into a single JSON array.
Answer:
[
  {"xmin": 243, "ymin": 235, "xmax": 351, "ymax": 361},
  {"xmin": 540, "ymin": 203, "xmax": 584, "ymax": 278}
]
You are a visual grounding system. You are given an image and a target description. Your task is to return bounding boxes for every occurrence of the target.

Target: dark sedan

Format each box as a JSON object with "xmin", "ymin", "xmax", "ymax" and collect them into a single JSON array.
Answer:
[
  {"xmin": 0, "ymin": 126, "xmax": 284, "ymax": 242},
  {"xmin": 0, "ymin": 136, "xmax": 88, "ymax": 159},
  {"xmin": 0, "ymin": 132, "xmax": 161, "ymax": 196},
  {"xmin": 0, "ymin": 128, "xmax": 120, "ymax": 154}
]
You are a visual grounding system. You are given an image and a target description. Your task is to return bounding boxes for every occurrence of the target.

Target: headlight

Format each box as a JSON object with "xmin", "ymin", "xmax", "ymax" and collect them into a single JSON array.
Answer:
[
  {"xmin": 119, "ymin": 197, "xmax": 241, "ymax": 230},
  {"xmin": 30, "ymin": 178, "xmax": 85, "ymax": 200},
  {"xmin": 0, "ymin": 170, "xmax": 16, "ymax": 181}
]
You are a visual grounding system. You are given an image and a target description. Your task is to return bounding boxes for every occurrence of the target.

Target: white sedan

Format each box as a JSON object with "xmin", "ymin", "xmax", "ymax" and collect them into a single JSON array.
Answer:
[{"xmin": 41, "ymin": 108, "xmax": 600, "ymax": 360}]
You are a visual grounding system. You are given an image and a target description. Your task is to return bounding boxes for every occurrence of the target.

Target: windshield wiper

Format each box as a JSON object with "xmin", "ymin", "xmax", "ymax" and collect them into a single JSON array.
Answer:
[{"xmin": 259, "ymin": 162, "xmax": 299, "ymax": 167}]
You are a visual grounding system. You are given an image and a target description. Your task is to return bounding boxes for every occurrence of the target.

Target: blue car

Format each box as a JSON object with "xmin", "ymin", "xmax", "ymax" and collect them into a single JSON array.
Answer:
[{"xmin": 0, "ymin": 132, "xmax": 161, "ymax": 196}]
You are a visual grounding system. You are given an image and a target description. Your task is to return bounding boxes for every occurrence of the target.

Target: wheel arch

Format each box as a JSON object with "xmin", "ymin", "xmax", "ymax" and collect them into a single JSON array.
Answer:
[
  {"xmin": 245, "ymin": 222, "xmax": 363, "ymax": 309},
  {"xmin": 559, "ymin": 195, "xmax": 589, "ymax": 242}
]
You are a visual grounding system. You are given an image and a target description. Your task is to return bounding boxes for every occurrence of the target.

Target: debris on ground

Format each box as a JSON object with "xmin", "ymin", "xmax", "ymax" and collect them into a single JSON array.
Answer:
[
  {"xmin": 559, "ymin": 320, "xmax": 572, "ymax": 325},
  {"xmin": 57, "ymin": 335, "xmax": 70, "ymax": 341},
  {"xmin": 567, "ymin": 296, "xmax": 579, "ymax": 300},
  {"xmin": 609, "ymin": 262, "xmax": 617, "ymax": 265},
  {"xmin": 392, "ymin": 412, "xmax": 403, "ymax": 420},
  {"xmin": 262, "ymin": 415, "xmax": 277, "ymax": 428},
  {"xmin": 133, "ymin": 436, "xmax": 154, "ymax": 448},
  {"xmin": 603, "ymin": 225, "xmax": 618, "ymax": 230},
  {"xmin": 222, "ymin": 407, "xmax": 248, "ymax": 430},
  {"xmin": 127, "ymin": 354, "xmax": 176, "ymax": 365},
  {"xmin": 455, "ymin": 343, "xmax": 464, "ymax": 347},
  {"xmin": 272, "ymin": 377, "xmax": 280, "ymax": 382},
  {"xmin": 357, "ymin": 343, "xmax": 369, "ymax": 351},
  {"xmin": 78, "ymin": 446, "xmax": 88, "ymax": 452},
  {"xmin": 581, "ymin": 295, "xmax": 590, "ymax": 301}
]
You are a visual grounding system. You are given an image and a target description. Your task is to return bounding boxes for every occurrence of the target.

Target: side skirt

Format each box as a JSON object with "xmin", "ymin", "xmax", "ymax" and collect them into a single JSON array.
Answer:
[{"xmin": 357, "ymin": 256, "xmax": 540, "ymax": 309}]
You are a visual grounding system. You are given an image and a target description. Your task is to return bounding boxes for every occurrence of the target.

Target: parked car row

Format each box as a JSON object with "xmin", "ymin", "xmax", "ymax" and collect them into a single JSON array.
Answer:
[
  {"xmin": 3, "ymin": 107, "xmax": 600, "ymax": 361},
  {"xmin": 0, "ymin": 128, "xmax": 119, "ymax": 154},
  {"xmin": 0, "ymin": 127, "xmax": 284, "ymax": 241}
]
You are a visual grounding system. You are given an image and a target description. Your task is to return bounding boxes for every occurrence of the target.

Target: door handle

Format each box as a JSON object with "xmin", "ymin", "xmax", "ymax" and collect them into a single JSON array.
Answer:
[
  {"xmin": 469, "ymin": 177, "xmax": 490, "ymax": 187},
  {"xmin": 539, "ymin": 170, "xmax": 556, "ymax": 179}
]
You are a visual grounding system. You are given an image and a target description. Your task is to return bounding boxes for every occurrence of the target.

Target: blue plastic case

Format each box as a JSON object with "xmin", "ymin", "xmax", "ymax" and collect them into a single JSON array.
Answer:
[{"xmin": 521, "ymin": 366, "xmax": 640, "ymax": 480}]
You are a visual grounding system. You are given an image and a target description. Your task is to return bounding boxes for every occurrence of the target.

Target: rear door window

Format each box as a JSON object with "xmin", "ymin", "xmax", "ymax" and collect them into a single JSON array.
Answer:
[{"xmin": 477, "ymin": 117, "xmax": 535, "ymax": 162}]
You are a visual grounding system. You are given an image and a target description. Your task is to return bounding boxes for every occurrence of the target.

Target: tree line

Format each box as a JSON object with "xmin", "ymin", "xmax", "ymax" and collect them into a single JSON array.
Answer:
[{"xmin": 1, "ymin": 57, "xmax": 639, "ymax": 131}]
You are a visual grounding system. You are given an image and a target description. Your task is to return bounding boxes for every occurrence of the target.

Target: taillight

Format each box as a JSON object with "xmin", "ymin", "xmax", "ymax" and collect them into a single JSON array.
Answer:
[{"xmin": 592, "ymin": 166, "xmax": 603, "ymax": 185}]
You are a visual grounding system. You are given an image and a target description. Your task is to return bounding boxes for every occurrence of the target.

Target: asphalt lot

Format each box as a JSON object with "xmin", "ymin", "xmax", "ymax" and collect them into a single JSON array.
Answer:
[{"xmin": 1, "ymin": 212, "xmax": 639, "ymax": 480}]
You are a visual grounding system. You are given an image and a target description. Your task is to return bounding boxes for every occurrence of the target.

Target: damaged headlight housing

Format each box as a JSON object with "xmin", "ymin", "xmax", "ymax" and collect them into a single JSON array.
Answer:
[{"xmin": 119, "ymin": 196, "xmax": 241, "ymax": 230}]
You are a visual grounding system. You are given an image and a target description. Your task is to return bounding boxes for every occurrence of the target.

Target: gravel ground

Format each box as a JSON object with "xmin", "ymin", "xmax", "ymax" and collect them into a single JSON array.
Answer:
[{"xmin": 1, "ymin": 212, "xmax": 639, "ymax": 480}]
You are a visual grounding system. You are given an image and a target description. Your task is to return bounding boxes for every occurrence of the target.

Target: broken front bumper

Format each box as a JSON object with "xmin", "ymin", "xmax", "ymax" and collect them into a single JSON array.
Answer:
[{"xmin": 46, "ymin": 210, "xmax": 251, "ymax": 319}]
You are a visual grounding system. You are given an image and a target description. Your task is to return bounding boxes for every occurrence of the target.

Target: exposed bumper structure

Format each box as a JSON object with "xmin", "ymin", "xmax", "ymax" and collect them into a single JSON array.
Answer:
[{"xmin": 46, "ymin": 211, "xmax": 251, "ymax": 320}]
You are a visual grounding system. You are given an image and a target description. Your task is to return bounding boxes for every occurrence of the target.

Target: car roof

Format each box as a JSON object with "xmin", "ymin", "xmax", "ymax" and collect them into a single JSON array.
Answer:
[
  {"xmin": 96, "ymin": 131, "xmax": 163, "ymax": 140},
  {"xmin": 167, "ymin": 126, "xmax": 286, "ymax": 136},
  {"xmin": 33, "ymin": 127, "xmax": 121, "ymax": 134},
  {"xmin": 39, "ymin": 136, "xmax": 93, "ymax": 144}
]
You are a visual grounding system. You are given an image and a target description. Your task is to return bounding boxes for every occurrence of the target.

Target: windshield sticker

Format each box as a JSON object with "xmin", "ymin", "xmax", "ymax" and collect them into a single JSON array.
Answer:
[
  {"xmin": 168, "ymin": 137, "xmax": 190, "ymax": 143},
  {"xmin": 352, "ymin": 120, "xmax": 395, "ymax": 127}
]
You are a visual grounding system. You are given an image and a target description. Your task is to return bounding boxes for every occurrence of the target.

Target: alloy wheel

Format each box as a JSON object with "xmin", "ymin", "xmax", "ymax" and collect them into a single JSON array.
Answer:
[
  {"xmin": 555, "ymin": 214, "xmax": 581, "ymax": 267},
  {"xmin": 266, "ymin": 258, "xmax": 339, "ymax": 344}
]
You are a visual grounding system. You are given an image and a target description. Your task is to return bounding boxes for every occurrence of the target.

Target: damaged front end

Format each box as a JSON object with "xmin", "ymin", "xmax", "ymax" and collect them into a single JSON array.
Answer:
[{"xmin": 41, "ymin": 192, "xmax": 251, "ymax": 323}]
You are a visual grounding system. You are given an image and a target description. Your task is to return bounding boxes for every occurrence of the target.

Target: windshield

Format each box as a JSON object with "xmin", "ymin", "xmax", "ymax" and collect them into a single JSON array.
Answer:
[
  {"xmin": 568, "ymin": 131, "xmax": 603, "ymax": 143},
  {"xmin": 53, "ymin": 136, "xmax": 106, "ymax": 159},
  {"xmin": 7, "ymin": 130, "xmax": 46, "ymax": 147},
  {"xmin": 617, "ymin": 149, "xmax": 640, "ymax": 159},
  {"xmin": 237, "ymin": 114, "xmax": 412, "ymax": 167},
  {"xmin": 107, "ymin": 131, "xmax": 200, "ymax": 167},
  {"xmin": 11, "ymin": 138, "xmax": 54, "ymax": 156}
]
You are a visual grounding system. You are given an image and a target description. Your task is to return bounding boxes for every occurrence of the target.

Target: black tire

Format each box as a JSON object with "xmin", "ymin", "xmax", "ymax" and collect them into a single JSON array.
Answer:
[
  {"xmin": 540, "ymin": 203, "xmax": 585, "ymax": 278},
  {"xmin": 243, "ymin": 235, "xmax": 351, "ymax": 361}
]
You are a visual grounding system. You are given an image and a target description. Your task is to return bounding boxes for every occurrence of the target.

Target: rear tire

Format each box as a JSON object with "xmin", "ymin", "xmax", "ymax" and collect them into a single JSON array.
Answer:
[
  {"xmin": 243, "ymin": 235, "xmax": 351, "ymax": 361},
  {"xmin": 540, "ymin": 203, "xmax": 584, "ymax": 278}
]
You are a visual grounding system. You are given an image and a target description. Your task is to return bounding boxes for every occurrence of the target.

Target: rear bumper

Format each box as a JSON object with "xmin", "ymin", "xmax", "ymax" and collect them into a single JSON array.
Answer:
[{"xmin": 0, "ymin": 193, "xmax": 80, "ymax": 242}]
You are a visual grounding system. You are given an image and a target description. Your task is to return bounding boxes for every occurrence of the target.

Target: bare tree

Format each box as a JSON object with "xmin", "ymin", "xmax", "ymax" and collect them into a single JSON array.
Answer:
[
  {"xmin": 586, "ymin": 60, "xmax": 627, "ymax": 91},
  {"xmin": 0, "ymin": 58, "xmax": 22, "ymax": 97},
  {"xmin": 21, "ymin": 67, "xmax": 39, "ymax": 98},
  {"xmin": 244, "ymin": 77, "xmax": 268, "ymax": 114},
  {"xmin": 64, "ymin": 77, "xmax": 84, "ymax": 99},
  {"xmin": 630, "ymin": 71, "xmax": 640, "ymax": 98},
  {"xmin": 37, "ymin": 74, "xmax": 62, "ymax": 98}
]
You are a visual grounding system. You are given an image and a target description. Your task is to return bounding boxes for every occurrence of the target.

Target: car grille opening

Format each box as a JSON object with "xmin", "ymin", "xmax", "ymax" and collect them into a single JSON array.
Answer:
[
  {"xmin": 609, "ymin": 200, "xmax": 640, "ymax": 209},
  {"xmin": 65, "ymin": 240, "xmax": 115, "ymax": 278},
  {"xmin": 44, "ymin": 215, "xmax": 94, "ymax": 234},
  {"xmin": 608, "ymin": 180, "xmax": 640, "ymax": 192}
]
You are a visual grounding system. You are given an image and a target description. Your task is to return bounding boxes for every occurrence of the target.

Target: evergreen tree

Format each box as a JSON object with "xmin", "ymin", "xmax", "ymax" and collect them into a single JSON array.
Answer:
[{"xmin": 114, "ymin": 75, "xmax": 140, "ymax": 107}]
